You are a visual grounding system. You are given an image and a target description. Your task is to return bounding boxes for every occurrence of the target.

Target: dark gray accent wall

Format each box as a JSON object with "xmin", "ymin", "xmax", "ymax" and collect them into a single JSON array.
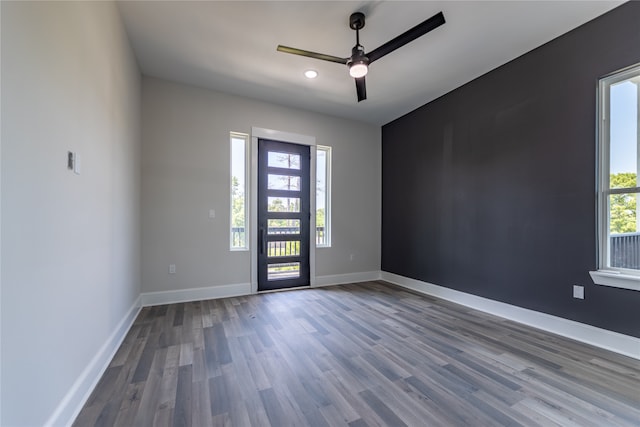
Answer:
[{"xmin": 382, "ymin": 2, "xmax": 640, "ymax": 338}]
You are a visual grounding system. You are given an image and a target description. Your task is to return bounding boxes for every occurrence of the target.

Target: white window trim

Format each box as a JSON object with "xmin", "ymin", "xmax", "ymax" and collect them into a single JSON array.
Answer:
[
  {"xmin": 230, "ymin": 132, "xmax": 250, "ymax": 251},
  {"xmin": 316, "ymin": 145, "xmax": 332, "ymax": 248},
  {"xmin": 591, "ymin": 63, "xmax": 640, "ymax": 291},
  {"xmin": 250, "ymin": 127, "xmax": 317, "ymax": 293}
]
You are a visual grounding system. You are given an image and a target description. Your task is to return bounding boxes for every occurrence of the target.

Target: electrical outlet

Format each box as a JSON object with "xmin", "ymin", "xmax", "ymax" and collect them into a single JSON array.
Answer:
[
  {"xmin": 209, "ymin": 209, "xmax": 216, "ymax": 219},
  {"xmin": 169, "ymin": 264, "xmax": 176, "ymax": 274},
  {"xmin": 573, "ymin": 285, "xmax": 584, "ymax": 299}
]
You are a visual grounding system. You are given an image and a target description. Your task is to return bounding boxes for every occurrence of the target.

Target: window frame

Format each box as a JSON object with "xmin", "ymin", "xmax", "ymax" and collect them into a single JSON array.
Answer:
[
  {"xmin": 591, "ymin": 63, "xmax": 640, "ymax": 291},
  {"xmin": 316, "ymin": 145, "xmax": 332, "ymax": 248},
  {"xmin": 230, "ymin": 132, "xmax": 250, "ymax": 251}
]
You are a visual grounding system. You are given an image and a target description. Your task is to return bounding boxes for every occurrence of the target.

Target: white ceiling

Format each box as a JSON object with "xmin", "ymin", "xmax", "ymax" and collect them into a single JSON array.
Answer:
[{"xmin": 117, "ymin": 1, "xmax": 624, "ymax": 125}]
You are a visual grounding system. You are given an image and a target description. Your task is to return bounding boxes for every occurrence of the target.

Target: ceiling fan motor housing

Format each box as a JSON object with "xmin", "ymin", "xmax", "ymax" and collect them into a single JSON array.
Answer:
[{"xmin": 348, "ymin": 45, "xmax": 369, "ymax": 67}]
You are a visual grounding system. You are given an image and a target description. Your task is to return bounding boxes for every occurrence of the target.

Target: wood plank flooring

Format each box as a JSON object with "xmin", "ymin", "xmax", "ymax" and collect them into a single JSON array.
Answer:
[{"xmin": 74, "ymin": 281, "xmax": 640, "ymax": 426}]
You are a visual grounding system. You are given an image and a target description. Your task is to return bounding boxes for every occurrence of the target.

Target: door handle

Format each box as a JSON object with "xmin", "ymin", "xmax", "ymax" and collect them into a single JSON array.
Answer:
[{"xmin": 260, "ymin": 228, "xmax": 266, "ymax": 255}]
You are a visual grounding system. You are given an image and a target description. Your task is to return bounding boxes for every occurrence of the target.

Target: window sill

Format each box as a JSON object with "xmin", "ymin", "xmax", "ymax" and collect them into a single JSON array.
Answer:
[{"xmin": 589, "ymin": 270, "xmax": 640, "ymax": 291}]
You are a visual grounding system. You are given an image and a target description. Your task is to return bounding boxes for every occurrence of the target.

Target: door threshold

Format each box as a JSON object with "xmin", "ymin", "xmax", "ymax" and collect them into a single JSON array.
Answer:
[{"xmin": 258, "ymin": 285, "xmax": 311, "ymax": 294}]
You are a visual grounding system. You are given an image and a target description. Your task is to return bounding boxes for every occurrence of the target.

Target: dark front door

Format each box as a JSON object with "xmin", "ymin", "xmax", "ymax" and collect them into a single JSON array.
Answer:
[{"xmin": 257, "ymin": 139, "xmax": 310, "ymax": 291}]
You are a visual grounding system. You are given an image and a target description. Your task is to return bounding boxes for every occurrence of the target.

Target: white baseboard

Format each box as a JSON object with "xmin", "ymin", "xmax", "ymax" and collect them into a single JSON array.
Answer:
[
  {"xmin": 314, "ymin": 271, "xmax": 381, "ymax": 287},
  {"xmin": 141, "ymin": 282, "xmax": 252, "ymax": 306},
  {"xmin": 141, "ymin": 272, "xmax": 382, "ymax": 306},
  {"xmin": 381, "ymin": 271, "xmax": 640, "ymax": 360},
  {"xmin": 45, "ymin": 295, "xmax": 142, "ymax": 427}
]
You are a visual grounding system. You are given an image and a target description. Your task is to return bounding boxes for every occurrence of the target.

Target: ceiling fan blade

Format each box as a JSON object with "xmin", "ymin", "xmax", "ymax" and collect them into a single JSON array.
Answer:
[
  {"xmin": 277, "ymin": 45, "xmax": 348, "ymax": 65},
  {"xmin": 367, "ymin": 11, "xmax": 445, "ymax": 63},
  {"xmin": 355, "ymin": 76, "xmax": 367, "ymax": 102}
]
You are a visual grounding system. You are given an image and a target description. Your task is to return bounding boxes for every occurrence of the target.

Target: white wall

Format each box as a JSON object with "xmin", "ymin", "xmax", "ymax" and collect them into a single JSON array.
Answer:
[
  {"xmin": 142, "ymin": 77, "xmax": 381, "ymax": 294},
  {"xmin": 1, "ymin": 2, "xmax": 141, "ymax": 426}
]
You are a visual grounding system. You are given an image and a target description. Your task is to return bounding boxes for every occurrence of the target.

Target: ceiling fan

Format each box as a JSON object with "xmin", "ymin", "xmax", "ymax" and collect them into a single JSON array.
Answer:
[{"xmin": 277, "ymin": 11, "xmax": 445, "ymax": 102}]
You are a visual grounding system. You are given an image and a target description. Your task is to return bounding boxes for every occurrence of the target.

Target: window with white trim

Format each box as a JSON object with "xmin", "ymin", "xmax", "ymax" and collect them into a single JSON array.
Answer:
[
  {"xmin": 593, "ymin": 64, "xmax": 640, "ymax": 290},
  {"xmin": 230, "ymin": 132, "xmax": 249, "ymax": 250},
  {"xmin": 316, "ymin": 145, "xmax": 331, "ymax": 247}
]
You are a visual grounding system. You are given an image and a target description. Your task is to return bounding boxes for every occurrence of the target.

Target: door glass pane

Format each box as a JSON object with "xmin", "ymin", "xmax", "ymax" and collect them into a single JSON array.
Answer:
[
  {"xmin": 267, "ymin": 240, "xmax": 300, "ymax": 257},
  {"xmin": 268, "ymin": 152, "xmax": 301, "ymax": 170},
  {"xmin": 268, "ymin": 219, "xmax": 300, "ymax": 235},
  {"xmin": 268, "ymin": 197, "xmax": 300, "ymax": 212},
  {"xmin": 268, "ymin": 174, "xmax": 301, "ymax": 191},
  {"xmin": 268, "ymin": 262, "xmax": 300, "ymax": 280}
]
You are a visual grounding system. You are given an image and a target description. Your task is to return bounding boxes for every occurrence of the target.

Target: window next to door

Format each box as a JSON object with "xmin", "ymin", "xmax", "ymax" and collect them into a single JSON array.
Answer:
[
  {"xmin": 591, "ymin": 63, "xmax": 640, "ymax": 291},
  {"xmin": 316, "ymin": 145, "xmax": 332, "ymax": 248},
  {"xmin": 230, "ymin": 132, "xmax": 249, "ymax": 250}
]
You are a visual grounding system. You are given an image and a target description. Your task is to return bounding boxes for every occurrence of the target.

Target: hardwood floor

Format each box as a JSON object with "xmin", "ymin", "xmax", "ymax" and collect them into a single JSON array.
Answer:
[{"xmin": 74, "ymin": 281, "xmax": 640, "ymax": 426}]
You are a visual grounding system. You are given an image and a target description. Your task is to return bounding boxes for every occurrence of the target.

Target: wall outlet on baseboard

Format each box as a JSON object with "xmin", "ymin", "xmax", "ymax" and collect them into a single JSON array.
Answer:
[
  {"xmin": 573, "ymin": 285, "xmax": 584, "ymax": 299},
  {"xmin": 169, "ymin": 264, "xmax": 176, "ymax": 274}
]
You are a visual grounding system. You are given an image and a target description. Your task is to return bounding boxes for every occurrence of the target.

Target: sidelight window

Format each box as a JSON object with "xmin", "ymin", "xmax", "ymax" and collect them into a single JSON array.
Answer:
[
  {"xmin": 316, "ymin": 145, "xmax": 331, "ymax": 247},
  {"xmin": 230, "ymin": 132, "xmax": 249, "ymax": 250}
]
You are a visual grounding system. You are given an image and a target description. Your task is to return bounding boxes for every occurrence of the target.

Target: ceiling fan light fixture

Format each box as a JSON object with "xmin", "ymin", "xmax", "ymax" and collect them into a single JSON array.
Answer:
[
  {"xmin": 348, "ymin": 44, "xmax": 369, "ymax": 78},
  {"xmin": 349, "ymin": 61, "xmax": 368, "ymax": 78}
]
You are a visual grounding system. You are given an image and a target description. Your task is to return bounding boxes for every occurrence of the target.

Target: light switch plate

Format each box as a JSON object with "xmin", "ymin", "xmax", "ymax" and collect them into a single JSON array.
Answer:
[{"xmin": 73, "ymin": 153, "xmax": 81, "ymax": 175}]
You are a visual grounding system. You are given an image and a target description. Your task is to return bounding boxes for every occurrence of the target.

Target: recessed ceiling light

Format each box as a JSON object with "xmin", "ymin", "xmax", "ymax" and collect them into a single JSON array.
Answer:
[{"xmin": 304, "ymin": 70, "xmax": 318, "ymax": 79}]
